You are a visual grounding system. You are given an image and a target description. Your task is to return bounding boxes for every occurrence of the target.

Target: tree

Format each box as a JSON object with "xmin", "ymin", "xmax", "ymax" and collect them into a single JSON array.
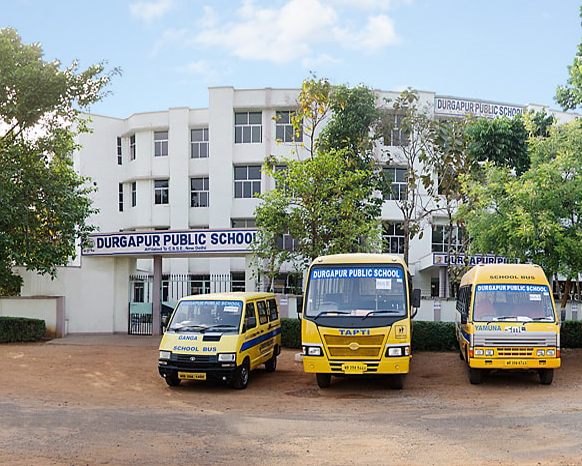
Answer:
[
  {"xmin": 556, "ymin": 5, "xmax": 582, "ymax": 111},
  {"xmin": 253, "ymin": 79, "xmax": 385, "ymax": 281},
  {"xmin": 380, "ymin": 89, "xmax": 437, "ymax": 266},
  {"xmin": 458, "ymin": 120, "xmax": 582, "ymax": 312},
  {"xmin": 0, "ymin": 28, "xmax": 118, "ymax": 294},
  {"xmin": 466, "ymin": 116, "xmax": 530, "ymax": 176},
  {"xmin": 253, "ymin": 148, "xmax": 382, "ymax": 272}
]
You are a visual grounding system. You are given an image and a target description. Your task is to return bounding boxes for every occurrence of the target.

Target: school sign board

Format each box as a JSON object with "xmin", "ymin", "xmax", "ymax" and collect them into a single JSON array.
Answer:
[{"xmin": 82, "ymin": 229, "xmax": 258, "ymax": 256}]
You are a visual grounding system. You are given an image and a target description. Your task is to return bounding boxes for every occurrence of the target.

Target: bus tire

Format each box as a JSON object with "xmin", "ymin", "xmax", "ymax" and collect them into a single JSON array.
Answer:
[
  {"xmin": 391, "ymin": 374, "xmax": 404, "ymax": 390},
  {"xmin": 265, "ymin": 349, "xmax": 277, "ymax": 373},
  {"xmin": 539, "ymin": 369, "xmax": 554, "ymax": 385},
  {"xmin": 233, "ymin": 360, "xmax": 250, "ymax": 390},
  {"xmin": 165, "ymin": 376, "xmax": 181, "ymax": 387},
  {"xmin": 469, "ymin": 368, "xmax": 483, "ymax": 385},
  {"xmin": 316, "ymin": 373, "xmax": 331, "ymax": 388}
]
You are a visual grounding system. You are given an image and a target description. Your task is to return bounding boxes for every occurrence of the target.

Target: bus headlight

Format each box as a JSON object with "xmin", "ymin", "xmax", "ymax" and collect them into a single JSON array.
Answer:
[
  {"xmin": 547, "ymin": 349, "xmax": 556, "ymax": 357},
  {"xmin": 387, "ymin": 347, "xmax": 402, "ymax": 357},
  {"xmin": 475, "ymin": 349, "xmax": 484, "ymax": 356},
  {"xmin": 485, "ymin": 349, "xmax": 494, "ymax": 357},
  {"xmin": 159, "ymin": 350, "xmax": 171, "ymax": 360},
  {"xmin": 304, "ymin": 346, "xmax": 322, "ymax": 356},
  {"xmin": 537, "ymin": 349, "xmax": 546, "ymax": 357},
  {"xmin": 218, "ymin": 353, "xmax": 236, "ymax": 362}
]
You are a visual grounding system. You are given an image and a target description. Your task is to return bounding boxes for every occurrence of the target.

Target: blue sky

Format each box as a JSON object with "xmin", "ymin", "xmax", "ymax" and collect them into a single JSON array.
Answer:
[{"xmin": 4, "ymin": 0, "xmax": 581, "ymax": 118}]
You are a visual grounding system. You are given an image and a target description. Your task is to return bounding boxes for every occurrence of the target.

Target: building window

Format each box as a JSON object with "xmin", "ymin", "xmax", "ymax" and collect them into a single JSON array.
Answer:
[
  {"xmin": 118, "ymin": 183, "xmax": 124, "ymax": 212},
  {"xmin": 234, "ymin": 165, "xmax": 261, "ymax": 198},
  {"xmin": 382, "ymin": 222, "xmax": 405, "ymax": 254},
  {"xmin": 130, "ymin": 135, "xmax": 136, "ymax": 161},
  {"xmin": 191, "ymin": 176, "xmax": 209, "ymax": 207},
  {"xmin": 190, "ymin": 274, "xmax": 210, "ymax": 295},
  {"xmin": 231, "ymin": 218, "xmax": 256, "ymax": 228},
  {"xmin": 275, "ymin": 111, "xmax": 302, "ymax": 143},
  {"xmin": 432, "ymin": 224, "xmax": 464, "ymax": 253},
  {"xmin": 191, "ymin": 128, "xmax": 209, "ymax": 158},
  {"xmin": 154, "ymin": 179, "xmax": 169, "ymax": 205},
  {"xmin": 117, "ymin": 137, "xmax": 122, "ymax": 165},
  {"xmin": 133, "ymin": 281, "xmax": 145, "ymax": 303},
  {"xmin": 383, "ymin": 167, "xmax": 407, "ymax": 201},
  {"xmin": 276, "ymin": 231, "xmax": 296, "ymax": 251},
  {"xmin": 154, "ymin": 131, "xmax": 169, "ymax": 157},
  {"xmin": 235, "ymin": 111, "xmax": 262, "ymax": 144},
  {"xmin": 385, "ymin": 112, "xmax": 409, "ymax": 146},
  {"xmin": 131, "ymin": 182, "xmax": 137, "ymax": 207},
  {"xmin": 231, "ymin": 272, "xmax": 245, "ymax": 292}
]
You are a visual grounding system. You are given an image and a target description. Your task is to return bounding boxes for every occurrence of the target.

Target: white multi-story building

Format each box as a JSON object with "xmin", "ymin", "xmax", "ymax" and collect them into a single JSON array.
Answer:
[{"xmin": 13, "ymin": 86, "xmax": 579, "ymax": 334}]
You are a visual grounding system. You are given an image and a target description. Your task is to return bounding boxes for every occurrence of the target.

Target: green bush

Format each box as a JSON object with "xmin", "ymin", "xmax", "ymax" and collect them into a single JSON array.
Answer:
[
  {"xmin": 281, "ymin": 317, "xmax": 301, "ymax": 349},
  {"xmin": 561, "ymin": 320, "xmax": 582, "ymax": 348},
  {"xmin": 0, "ymin": 317, "xmax": 46, "ymax": 343},
  {"xmin": 280, "ymin": 319, "xmax": 582, "ymax": 351}
]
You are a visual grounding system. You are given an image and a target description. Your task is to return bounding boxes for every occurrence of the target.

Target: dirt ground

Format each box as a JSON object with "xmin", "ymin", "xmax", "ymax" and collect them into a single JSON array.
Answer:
[{"xmin": 1, "ymin": 336, "xmax": 582, "ymax": 465}]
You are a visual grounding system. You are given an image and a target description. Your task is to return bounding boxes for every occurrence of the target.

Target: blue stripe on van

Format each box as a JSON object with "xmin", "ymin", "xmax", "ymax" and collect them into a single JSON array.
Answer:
[{"xmin": 240, "ymin": 327, "xmax": 282, "ymax": 352}]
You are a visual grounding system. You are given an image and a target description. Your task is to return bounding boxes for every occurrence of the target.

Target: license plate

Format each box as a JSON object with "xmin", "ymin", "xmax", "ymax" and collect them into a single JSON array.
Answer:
[
  {"xmin": 178, "ymin": 372, "xmax": 206, "ymax": 380},
  {"xmin": 505, "ymin": 360, "xmax": 528, "ymax": 367},
  {"xmin": 342, "ymin": 363, "xmax": 367, "ymax": 373}
]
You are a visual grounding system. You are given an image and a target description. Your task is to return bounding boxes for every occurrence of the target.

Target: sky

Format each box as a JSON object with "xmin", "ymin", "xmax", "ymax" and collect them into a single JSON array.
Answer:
[{"xmin": 3, "ymin": 0, "xmax": 581, "ymax": 118}]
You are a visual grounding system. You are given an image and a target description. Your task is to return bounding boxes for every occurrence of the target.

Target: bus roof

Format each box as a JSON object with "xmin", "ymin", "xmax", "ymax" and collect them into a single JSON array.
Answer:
[
  {"xmin": 179, "ymin": 292, "xmax": 276, "ymax": 302},
  {"xmin": 310, "ymin": 253, "xmax": 407, "ymax": 267},
  {"xmin": 460, "ymin": 263, "xmax": 549, "ymax": 287}
]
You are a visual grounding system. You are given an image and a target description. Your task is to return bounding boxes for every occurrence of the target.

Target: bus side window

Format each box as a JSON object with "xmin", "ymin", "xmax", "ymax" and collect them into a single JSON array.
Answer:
[
  {"xmin": 267, "ymin": 298, "xmax": 279, "ymax": 321},
  {"xmin": 256, "ymin": 300, "xmax": 269, "ymax": 325},
  {"xmin": 245, "ymin": 302, "xmax": 257, "ymax": 331}
]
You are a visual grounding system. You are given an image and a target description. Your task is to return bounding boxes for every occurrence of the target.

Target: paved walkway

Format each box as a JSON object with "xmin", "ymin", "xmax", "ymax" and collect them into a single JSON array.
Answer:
[{"xmin": 46, "ymin": 333, "xmax": 162, "ymax": 347}]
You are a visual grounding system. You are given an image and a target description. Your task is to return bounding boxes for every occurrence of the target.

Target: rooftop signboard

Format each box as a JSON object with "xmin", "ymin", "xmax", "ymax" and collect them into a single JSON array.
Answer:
[{"xmin": 435, "ymin": 96, "xmax": 524, "ymax": 119}]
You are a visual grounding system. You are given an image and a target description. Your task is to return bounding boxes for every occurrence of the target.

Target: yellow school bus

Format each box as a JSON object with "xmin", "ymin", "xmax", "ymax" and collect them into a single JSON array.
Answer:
[
  {"xmin": 456, "ymin": 264, "xmax": 560, "ymax": 385},
  {"xmin": 301, "ymin": 253, "xmax": 420, "ymax": 389},
  {"xmin": 158, "ymin": 292, "xmax": 281, "ymax": 389}
]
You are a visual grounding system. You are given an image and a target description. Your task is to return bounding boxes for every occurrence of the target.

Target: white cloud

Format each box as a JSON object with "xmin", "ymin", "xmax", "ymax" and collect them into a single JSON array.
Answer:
[
  {"xmin": 194, "ymin": 0, "xmax": 401, "ymax": 65},
  {"xmin": 130, "ymin": 0, "xmax": 175, "ymax": 24},
  {"xmin": 151, "ymin": 28, "xmax": 190, "ymax": 56},
  {"xmin": 177, "ymin": 60, "xmax": 218, "ymax": 81}
]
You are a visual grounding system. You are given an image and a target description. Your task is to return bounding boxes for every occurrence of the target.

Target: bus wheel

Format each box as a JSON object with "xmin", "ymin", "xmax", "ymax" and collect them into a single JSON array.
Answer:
[
  {"xmin": 391, "ymin": 374, "xmax": 404, "ymax": 390},
  {"xmin": 233, "ymin": 360, "xmax": 250, "ymax": 390},
  {"xmin": 265, "ymin": 350, "xmax": 277, "ymax": 373},
  {"xmin": 165, "ymin": 376, "xmax": 181, "ymax": 387},
  {"xmin": 539, "ymin": 369, "xmax": 554, "ymax": 385},
  {"xmin": 316, "ymin": 373, "xmax": 331, "ymax": 388},
  {"xmin": 468, "ymin": 368, "xmax": 483, "ymax": 385}
]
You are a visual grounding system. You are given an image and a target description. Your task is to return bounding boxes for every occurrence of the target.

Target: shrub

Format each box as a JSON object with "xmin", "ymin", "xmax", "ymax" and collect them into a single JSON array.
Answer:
[
  {"xmin": 561, "ymin": 320, "xmax": 582, "ymax": 348},
  {"xmin": 281, "ymin": 317, "xmax": 301, "ymax": 349},
  {"xmin": 0, "ymin": 317, "xmax": 46, "ymax": 343}
]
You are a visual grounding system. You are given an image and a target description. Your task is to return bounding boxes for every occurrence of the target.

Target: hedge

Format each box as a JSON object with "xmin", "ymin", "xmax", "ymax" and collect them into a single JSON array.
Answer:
[
  {"xmin": 0, "ymin": 317, "xmax": 46, "ymax": 343},
  {"xmin": 280, "ymin": 318, "xmax": 582, "ymax": 351}
]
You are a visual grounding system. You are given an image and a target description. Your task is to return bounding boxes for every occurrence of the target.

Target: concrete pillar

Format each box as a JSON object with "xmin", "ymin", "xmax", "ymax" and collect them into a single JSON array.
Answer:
[
  {"xmin": 152, "ymin": 255, "xmax": 162, "ymax": 335},
  {"xmin": 439, "ymin": 267, "xmax": 447, "ymax": 298}
]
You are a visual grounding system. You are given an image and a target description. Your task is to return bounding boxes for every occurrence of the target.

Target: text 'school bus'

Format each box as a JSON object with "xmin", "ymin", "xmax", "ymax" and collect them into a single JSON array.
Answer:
[
  {"xmin": 456, "ymin": 264, "xmax": 560, "ymax": 385},
  {"xmin": 300, "ymin": 253, "xmax": 421, "ymax": 389},
  {"xmin": 158, "ymin": 292, "xmax": 281, "ymax": 389}
]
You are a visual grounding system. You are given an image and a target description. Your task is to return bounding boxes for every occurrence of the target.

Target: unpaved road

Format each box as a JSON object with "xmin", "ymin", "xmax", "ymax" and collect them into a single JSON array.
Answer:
[{"xmin": 1, "ymin": 336, "xmax": 582, "ymax": 465}]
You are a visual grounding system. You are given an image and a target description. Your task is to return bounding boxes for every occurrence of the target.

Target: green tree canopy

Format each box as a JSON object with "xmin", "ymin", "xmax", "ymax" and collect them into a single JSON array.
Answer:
[
  {"xmin": 556, "ymin": 5, "xmax": 582, "ymax": 111},
  {"xmin": 0, "ymin": 28, "xmax": 118, "ymax": 294}
]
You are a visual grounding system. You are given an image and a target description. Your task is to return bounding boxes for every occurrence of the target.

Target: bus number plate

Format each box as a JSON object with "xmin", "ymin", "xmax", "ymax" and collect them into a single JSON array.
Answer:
[
  {"xmin": 179, "ymin": 372, "xmax": 206, "ymax": 380},
  {"xmin": 504, "ymin": 360, "xmax": 528, "ymax": 367},
  {"xmin": 342, "ymin": 363, "xmax": 367, "ymax": 373}
]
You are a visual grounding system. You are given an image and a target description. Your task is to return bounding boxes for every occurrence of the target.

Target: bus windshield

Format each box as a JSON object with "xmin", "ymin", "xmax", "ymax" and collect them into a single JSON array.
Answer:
[
  {"xmin": 304, "ymin": 265, "xmax": 407, "ymax": 318},
  {"xmin": 168, "ymin": 300, "xmax": 243, "ymax": 332},
  {"xmin": 472, "ymin": 284, "xmax": 555, "ymax": 322}
]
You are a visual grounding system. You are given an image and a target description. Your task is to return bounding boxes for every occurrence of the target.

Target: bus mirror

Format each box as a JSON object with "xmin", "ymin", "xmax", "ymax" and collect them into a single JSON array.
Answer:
[
  {"xmin": 461, "ymin": 313, "xmax": 467, "ymax": 325},
  {"xmin": 161, "ymin": 315, "xmax": 169, "ymax": 327},
  {"xmin": 412, "ymin": 289, "xmax": 421, "ymax": 309}
]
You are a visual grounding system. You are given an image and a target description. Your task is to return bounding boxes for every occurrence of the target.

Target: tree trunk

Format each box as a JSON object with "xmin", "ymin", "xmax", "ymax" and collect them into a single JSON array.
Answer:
[{"xmin": 560, "ymin": 278, "xmax": 572, "ymax": 318}]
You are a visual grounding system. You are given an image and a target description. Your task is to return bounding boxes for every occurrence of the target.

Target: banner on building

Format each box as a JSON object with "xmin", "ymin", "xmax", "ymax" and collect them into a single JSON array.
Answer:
[
  {"xmin": 82, "ymin": 229, "xmax": 257, "ymax": 256},
  {"xmin": 433, "ymin": 253, "xmax": 512, "ymax": 267},
  {"xmin": 435, "ymin": 96, "xmax": 524, "ymax": 119}
]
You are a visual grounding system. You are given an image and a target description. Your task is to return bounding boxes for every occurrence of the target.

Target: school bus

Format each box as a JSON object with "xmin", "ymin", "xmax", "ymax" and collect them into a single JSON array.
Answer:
[
  {"xmin": 456, "ymin": 264, "xmax": 560, "ymax": 385},
  {"xmin": 158, "ymin": 292, "xmax": 281, "ymax": 389},
  {"xmin": 300, "ymin": 253, "xmax": 421, "ymax": 389}
]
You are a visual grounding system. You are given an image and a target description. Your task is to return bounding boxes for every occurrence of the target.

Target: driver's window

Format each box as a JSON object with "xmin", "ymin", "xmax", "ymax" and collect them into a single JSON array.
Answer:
[{"xmin": 244, "ymin": 302, "xmax": 257, "ymax": 330}]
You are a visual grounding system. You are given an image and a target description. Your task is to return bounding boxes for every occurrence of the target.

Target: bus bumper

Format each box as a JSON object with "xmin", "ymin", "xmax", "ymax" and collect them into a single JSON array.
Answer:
[
  {"xmin": 469, "ymin": 357, "xmax": 561, "ymax": 370},
  {"xmin": 302, "ymin": 355, "xmax": 410, "ymax": 375}
]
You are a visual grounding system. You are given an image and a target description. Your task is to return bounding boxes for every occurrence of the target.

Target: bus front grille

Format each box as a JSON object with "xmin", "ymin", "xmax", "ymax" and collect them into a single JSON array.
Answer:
[{"xmin": 323, "ymin": 334, "xmax": 384, "ymax": 359}]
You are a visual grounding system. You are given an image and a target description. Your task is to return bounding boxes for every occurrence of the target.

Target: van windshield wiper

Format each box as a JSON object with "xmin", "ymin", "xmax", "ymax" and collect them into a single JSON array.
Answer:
[
  {"xmin": 362, "ymin": 310, "xmax": 401, "ymax": 320},
  {"xmin": 313, "ymin": 310, "xmax": 351, "ymax": 319},
  {"xmin": 172, "ymin": 324, "xmax": 209, "ymax": 332},
  {"xmin": 206, "ymin": 324, "xmax": 238, "ymax": 330}
]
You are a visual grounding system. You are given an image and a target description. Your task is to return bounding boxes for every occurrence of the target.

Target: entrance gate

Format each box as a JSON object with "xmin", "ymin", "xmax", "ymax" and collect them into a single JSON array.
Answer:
[{"xmin": 128, "ymin": 274, "xmax": 246, "ymax": 335}]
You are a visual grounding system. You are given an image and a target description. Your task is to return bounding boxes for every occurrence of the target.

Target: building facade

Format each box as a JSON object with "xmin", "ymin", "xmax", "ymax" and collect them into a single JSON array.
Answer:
[{"xmin": 14, "ymin": 86, "xmax": 579, "ymax": 333}]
